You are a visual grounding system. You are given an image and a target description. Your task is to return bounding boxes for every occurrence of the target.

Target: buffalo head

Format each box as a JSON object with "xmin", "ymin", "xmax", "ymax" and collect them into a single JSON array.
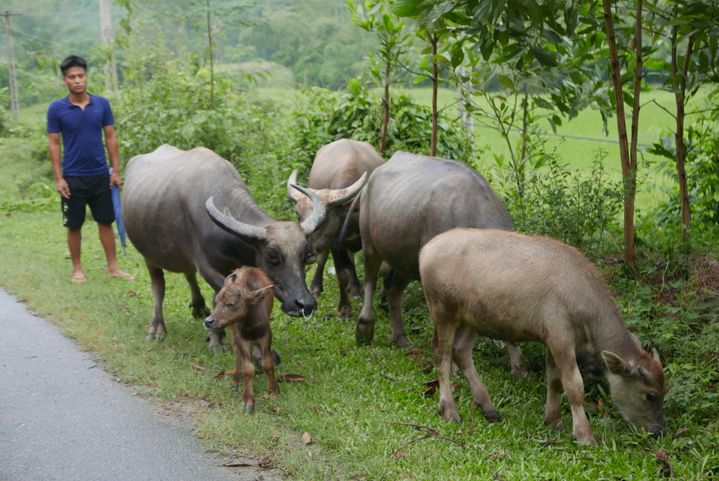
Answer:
[
  {"xmin": 205, "ymin": 184, "xmax": 326, "ymax": 317},
  {"xmin": 287, "ymin": 169, "xmax": 367, "ymax": 252}
]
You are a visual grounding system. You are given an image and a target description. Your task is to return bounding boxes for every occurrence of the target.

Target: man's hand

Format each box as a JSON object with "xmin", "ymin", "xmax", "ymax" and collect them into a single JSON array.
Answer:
[
  {"xmin": 110, "ymin": 171, "xmax": 123, "ymax": 189},
  {"xmin": 56, "ymin": 178, "xmax": 70, "ymax": 199}
]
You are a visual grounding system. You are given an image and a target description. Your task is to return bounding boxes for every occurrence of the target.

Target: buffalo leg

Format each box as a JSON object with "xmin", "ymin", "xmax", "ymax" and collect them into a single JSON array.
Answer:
[
  {"xmin": 429, "ymin": 301, "xmax": 461, "ymax": 422},
  {"xmin": 357, "ymin": 249, "xmax": 382, "ymax": 345},
  {"xmin": 332, "ymin": 246, "xmax": 356, "ymax": 320},
  {"xmin": 258, "ymin": 331, "xmax": 278, "ymax": 395},
  {"xmin": 507, "ymin": 342, "xmax": 528, "ymax": 377},
  {"xmin": 146, "ymin": 262, "xmax": 167, "ymax": 341},
  {"xmin": 453, "ymin": 325, "xmax": 499, "ymax": 421},
  {"xmin": 184, "ymin": 271, "xmax": 210, "ymax": 319},
  {"xmin": 386, "ymin": 274, "xmax": 411, "ymax": 348},
  {"xmin": 196, "ymin": 262, "xmax": 228, "ymax": 354},
  {"xmin": 345, "ymin": 250, "xmax": 363, "ymax": 298},
  {"xmin": 231, "ymin": 326, "xmax": 256, "ymax": 414},
  {"xmin": 544, "ymin": 348, "xmax": 564, "ymax": 430},
  {"xmin": 309, "ymin": 250, "xmax": 329, "ymax": 298},
  {"xmin": 547, "ymin": 341, "xmax": 596, "ymax": 445}
]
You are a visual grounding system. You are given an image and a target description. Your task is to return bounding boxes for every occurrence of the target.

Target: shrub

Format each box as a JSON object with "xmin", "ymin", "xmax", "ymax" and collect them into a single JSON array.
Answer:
[
  {"xmin": 288, "ymin": 79, "xmax": 475, "ymax": 167},
  {"xmin": 505, "ymin": 151, "xmax": 624, "ymax": 256}
]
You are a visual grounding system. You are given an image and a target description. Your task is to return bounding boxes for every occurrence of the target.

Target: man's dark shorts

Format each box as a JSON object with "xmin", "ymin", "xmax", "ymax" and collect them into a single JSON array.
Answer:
[{"xmin": 61, "ymin": 174, "xmax": 115, "ymax": 229}]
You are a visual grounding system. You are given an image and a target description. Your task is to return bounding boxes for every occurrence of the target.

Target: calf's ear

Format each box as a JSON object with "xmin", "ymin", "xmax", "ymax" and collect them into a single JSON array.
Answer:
[
  {"xmin": 602, "ymin": 351, "xmax": 631, "ymax": 376},
  {"xmin": 246, "ymin": 285, "xmax": 274, "ymax": 305}
]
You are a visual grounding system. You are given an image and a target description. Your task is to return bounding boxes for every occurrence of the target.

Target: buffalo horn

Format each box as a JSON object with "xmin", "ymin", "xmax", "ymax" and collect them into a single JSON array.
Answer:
[
  {"xmin": 290, "ymin": 184, "xmax": 327, "ymax": 235},
  {"xmin": 205, "ymin": 196, "xmax": 266, "ymax": 241},
  {"xmin": 327, "ymin": 172, "xmax": 368, "ymax": 206},
  {"xmin": 286, "ymin": 170, "xmax": 305, "ymax": 202}
]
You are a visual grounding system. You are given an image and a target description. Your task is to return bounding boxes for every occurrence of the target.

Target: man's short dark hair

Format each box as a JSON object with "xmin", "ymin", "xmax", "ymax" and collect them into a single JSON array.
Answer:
[{"xmin": 60, "ymin": 55, "xmax": 87, "ymax": 76}]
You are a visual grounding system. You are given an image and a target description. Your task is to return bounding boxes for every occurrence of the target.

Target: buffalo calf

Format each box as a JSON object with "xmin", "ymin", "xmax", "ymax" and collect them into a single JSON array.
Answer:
[
  {"xmin": 419, "ymin": 228, "xmax": 666, "ymax": 445},
  {"xmin": 204, "ymin": 267, "xmax": 276, "ymax": 413}
]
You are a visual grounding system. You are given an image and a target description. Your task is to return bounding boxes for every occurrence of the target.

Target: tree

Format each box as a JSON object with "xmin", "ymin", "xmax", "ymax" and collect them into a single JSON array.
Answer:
[
  {"xmin": 647, "ymin": 0, "xmax": 719, "ymax": 238},
  {"xmin": 349, "ymin": 0, "xmax": 411, "ymax": 155}
]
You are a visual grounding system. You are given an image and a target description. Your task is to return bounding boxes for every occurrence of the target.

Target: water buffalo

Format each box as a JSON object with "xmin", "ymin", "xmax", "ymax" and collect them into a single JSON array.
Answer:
[
  {"xmin": 354, "ymin": 151, "xmax": 525, "ymax": 374},
  {"xmin": 420, "ymin": 228, "xmax": 666, "ymax": 445},
  {"xmin": 123, "ymin": 144, "xmax": 346, "ymax": 351},
  {"xmin": 287, "ymin": 139, "xmax": 383, "ymax": 318},
  {"xmin": 204, "ymin": 267, "xmax": 276, "ymax": 413}
]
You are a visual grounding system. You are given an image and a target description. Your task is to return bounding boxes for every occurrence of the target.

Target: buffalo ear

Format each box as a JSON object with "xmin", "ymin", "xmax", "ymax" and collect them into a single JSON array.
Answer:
[
  {"xmin": 652, "ymin": 348, "xmax": 661, "ymax": 364},
  {"xmin": 224, "ymin": 272, "xmax": 238, "ymax": 286},
  {"xmin": 246, "ymin": 285, "xmax": 274, "ymax": 305},
  {"xmin": 602, "ymin": 351, "xmax": 631, "ymax": 376}
]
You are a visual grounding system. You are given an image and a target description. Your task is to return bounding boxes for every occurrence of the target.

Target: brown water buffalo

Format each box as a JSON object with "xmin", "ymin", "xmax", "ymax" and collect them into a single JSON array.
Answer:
[
  {"xmin": 354, "ymin": 151, "xmax": 526, "ymax": 375},
  {"xmin": 420, "ymin": 228, "xmax": 666, "ymax": 445},
  {"xmin": 123, "ymin": 145, "xmax": 349, "ymax": 351},
  {"xmin": 288, "ymin": 139, "xmax": 383, "ymax": 318},
  {"xmin": 204, "ymin": 267, "xmax": 276, "ymax": 413}
]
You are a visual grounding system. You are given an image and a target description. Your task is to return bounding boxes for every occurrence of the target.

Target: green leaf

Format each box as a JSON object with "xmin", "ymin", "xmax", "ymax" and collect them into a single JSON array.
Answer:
[{"xmin": 498, "ymin": 75, "xmax": 514, "ymax": 89}]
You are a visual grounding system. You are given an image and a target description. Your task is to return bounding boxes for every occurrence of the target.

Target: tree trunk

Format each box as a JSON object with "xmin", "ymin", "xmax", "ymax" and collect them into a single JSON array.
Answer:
[
  {"xmin": 602, "ymin": 0, "xmax": 636, "ymax": 265},
  {"xmin": 430, "ymin": 31, "xmax": 438, "ymax": 157},
  {"xmin": 671, "ymin": 24, "xmax": 693, "ymax": 238},
  {"xmin": 379, "ymin": 61, "xmax": 390, "ymax": 155}
]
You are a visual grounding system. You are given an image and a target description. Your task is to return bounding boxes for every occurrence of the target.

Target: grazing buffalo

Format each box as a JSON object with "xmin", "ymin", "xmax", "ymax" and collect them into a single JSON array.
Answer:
[
  {"xmin": 420, "ymin": 228, "xmax": 666, "ymax": 445},
  {"xmin": 123, "ymin": 145, "xmax": 346, "ymax": 351},
  {"xmin": 288, "ymin": 139, "xmax": 383, "ymax": 318},
  {"xmin": 204, "ymin": 267, "xmax": 276, "ymax": 413},
  {"xmin": 354, "ymin": 151, "xmax": 525, "ymax": 374}
]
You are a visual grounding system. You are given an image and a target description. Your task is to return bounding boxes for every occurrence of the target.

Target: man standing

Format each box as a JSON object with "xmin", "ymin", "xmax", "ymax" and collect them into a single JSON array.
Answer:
[{"xmin": 47, "ymin": 55, "xmax": 133, "ymax": 283}]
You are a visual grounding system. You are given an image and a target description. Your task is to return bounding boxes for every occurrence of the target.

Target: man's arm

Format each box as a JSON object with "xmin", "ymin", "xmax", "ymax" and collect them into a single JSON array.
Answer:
[
  {"xmin": 104, "ymin": 124, "xmax": 122, "ymax": 188},
  {"xmin": 48, "ymin": 132, "xmax": 69, "ymax": 199}
]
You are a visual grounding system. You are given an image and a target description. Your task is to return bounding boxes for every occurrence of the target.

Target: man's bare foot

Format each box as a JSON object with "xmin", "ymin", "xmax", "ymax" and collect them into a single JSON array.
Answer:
[
  {"xmin": 71, "ymin": 272, "xmax": 87, "ymax": 283},
  {"xmin": 109, "ymin": 270, "xmax": 135, "ymax": 281}
]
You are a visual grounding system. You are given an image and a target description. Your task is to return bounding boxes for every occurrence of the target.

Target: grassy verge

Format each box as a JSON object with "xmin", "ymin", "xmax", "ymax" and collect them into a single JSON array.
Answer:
[{"xmin": 1, "ymin": 134, "xmax": 718, "ymax": 480}]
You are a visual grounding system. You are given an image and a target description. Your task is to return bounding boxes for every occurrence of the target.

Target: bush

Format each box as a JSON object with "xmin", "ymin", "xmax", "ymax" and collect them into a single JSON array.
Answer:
[{"xmin": 505, "ymin": 151, "xmax": 624, "ymax": 256}]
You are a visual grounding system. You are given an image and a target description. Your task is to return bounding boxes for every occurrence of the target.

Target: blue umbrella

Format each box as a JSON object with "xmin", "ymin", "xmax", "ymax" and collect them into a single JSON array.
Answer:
[{"xmin": 111, "ymin": 185, "xmax": 127, "ymax": 255}]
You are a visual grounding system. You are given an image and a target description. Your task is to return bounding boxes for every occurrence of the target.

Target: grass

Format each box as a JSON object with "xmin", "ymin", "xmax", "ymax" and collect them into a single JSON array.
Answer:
[{"xmin": 2, "ymin": 92, "xmax": 718, "ymax": 479}]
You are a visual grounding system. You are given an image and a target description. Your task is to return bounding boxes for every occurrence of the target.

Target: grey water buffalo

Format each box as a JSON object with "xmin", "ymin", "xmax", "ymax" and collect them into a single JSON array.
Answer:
[
  {"xmin": 420, "ymin": 228, "xmax": 666, "ymax": 445},
  {"xmin": 204, "ymin": 267, "xmax": 276, "ymax": 413},
  {"xmin": 123, "ymin": 144, "xmax": 342, "ymax": 351},
  {"xmin": 288, "ymin": 139, "xmax": 383, "ymax": 318},
  {"xmin": 354, "ymin": 151, "xmax": 525, "ymax": 374}
]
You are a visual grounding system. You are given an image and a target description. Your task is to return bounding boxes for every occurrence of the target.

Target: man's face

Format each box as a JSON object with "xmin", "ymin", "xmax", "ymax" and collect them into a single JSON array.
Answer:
[{"xmin": 63, "ymin": 66, "xmax": 87, "ymax": 95}]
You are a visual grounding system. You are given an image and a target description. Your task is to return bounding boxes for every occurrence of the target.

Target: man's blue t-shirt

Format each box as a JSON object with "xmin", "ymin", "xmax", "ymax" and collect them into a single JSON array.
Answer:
[{"xmin": 46, "ymin": 94, "xmax": 114, "ymax": 177}]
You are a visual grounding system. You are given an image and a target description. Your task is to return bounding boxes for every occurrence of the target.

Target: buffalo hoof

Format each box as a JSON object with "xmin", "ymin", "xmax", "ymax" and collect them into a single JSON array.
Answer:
[
  {"xmin": 190, "ymin": 303, "xmax": 210, "ymax": 320},
  {"xmin": 391, "ymin": 335, "xmax": 413, "ymax": 349},
  {"xmin": 355, "ymin": 320, "xmax": 374, "ymax": 345},
  {"xmin": 242, "ymin": 401, "xmax": 255, "ymax": 414},
  {"xmin": 574, "ymin": 431, "xmax": 597, "ymax": 446},
  {"xmin": 337, "ymin": 305, "xmax": 352, "ymax": 321},
  {"xmin": 439, "ymin": 402, "xmax": 461, "ymax": 423},
  {"xmin": 146, "ymin": 324, "xmax": 166, "ymax": 342},
  {"xmin": 482, "ymin": 410, "xmax": 501, "ymax": 423},
  {"xmin": 348, "ymin": 285, "xmax": 363, "ymax": 299},
  {"xmin": 544, "ymin": 417, "xmax": 564, "ymax": 431}
]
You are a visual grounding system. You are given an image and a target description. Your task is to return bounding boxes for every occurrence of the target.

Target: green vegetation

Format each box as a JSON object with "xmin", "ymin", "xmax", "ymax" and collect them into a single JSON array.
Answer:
[{"xmin": 2, "ymin": 0, "xmax": 718, "ymax": 479}]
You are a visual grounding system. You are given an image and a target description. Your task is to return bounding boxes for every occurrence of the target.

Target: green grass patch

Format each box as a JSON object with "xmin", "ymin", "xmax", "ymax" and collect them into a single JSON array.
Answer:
[{"xmin": 1, "ymin": 143, "xmax": 718, "ymax": 480}]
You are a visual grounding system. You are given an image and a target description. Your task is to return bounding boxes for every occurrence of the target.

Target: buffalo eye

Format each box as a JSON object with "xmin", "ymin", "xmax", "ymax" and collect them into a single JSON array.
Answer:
[
  {"xmin": 645, "ymin": 392, "xmax": 659, "ymax": 403},
  {"xmin": 266, "ymin": 248, "xmax": 281, "ymax": 266},
  {"xmin": 224, "ymin": 302, "xmax": 236, "ymax": 310},
  {"xmin": 304, "ymin": 246, "xmax": 316, "ymax": 265}
]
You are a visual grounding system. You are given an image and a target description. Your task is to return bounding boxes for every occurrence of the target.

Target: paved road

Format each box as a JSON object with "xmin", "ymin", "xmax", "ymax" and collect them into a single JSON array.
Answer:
[{"xmin": 0, "ymin": 288, "xmax": 278, "ymax": 481}]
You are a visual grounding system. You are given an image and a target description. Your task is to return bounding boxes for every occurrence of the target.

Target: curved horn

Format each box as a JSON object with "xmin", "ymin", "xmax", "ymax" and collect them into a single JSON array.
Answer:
[
  {"xmin": 290, "ymin": 184, "xmax": 327, "ymax": 235},
  {"xmin": 286, "ymin": 169, "xmax": 304, "ymax": 203},
  {"xmin": 327, "ymin": 172, "xmax": 368, "ymax": 206},
  {"xmin": 205, "ymin": 196, "xmax": 266, "ymax": 241}
]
